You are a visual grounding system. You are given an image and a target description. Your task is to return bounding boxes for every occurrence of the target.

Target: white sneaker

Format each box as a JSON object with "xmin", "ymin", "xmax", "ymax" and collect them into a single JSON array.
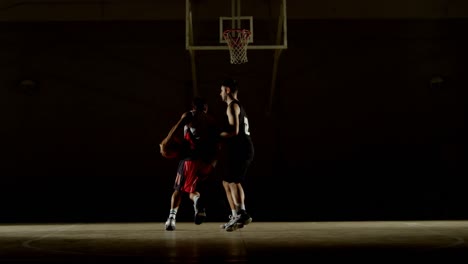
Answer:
[
  {"xmin": 224, "ymin": 215, "xmax": 241, "ymax": 232},
  {"xmin": 221, "ymin": 215, "xmax": 246, "ymax": 229},
  {"xmin": 220, "ymin": 215, "xmax": 233, "ymax": 229},
  {"xmin": 165, "ymin": 217, "xmax": 176, "ymax": 231}
]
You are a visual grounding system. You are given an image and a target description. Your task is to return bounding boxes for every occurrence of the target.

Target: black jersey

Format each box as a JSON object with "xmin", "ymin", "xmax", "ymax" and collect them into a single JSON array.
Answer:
[{"xmin": 225, "ymin": 100, "xmax": 254, "ymax": 161}]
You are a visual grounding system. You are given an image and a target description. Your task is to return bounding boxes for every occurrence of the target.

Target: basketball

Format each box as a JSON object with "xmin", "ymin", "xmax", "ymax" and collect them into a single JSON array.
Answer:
[
  {"xmin": 160, "ymin": 139, "xmax": 179, "ymax": 159},
  {"xmin": 160, "ymin": 137, "xmax": 188, "ymax": 159}
]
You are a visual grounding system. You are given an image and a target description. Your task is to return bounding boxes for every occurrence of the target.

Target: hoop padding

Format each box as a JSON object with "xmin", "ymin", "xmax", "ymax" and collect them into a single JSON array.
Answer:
[{"xmin": 223, "ymin": 29, "xmax": 251, "ymax": 64}]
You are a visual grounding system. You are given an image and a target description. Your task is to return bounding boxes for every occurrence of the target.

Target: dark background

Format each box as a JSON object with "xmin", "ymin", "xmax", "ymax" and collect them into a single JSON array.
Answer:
[{"xmin": 0, "ymin": 0, "xmax": 466, "ymax": 223}]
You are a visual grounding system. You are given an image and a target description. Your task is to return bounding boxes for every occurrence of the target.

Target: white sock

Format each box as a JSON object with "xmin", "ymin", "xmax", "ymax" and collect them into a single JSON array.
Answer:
[
  {"xmin": 240, "ymin": 204, "xmax": 246, "ymax": 211},
  {"xmin": 231, "ymin": 210, "xmax": 238, "ymax": 217},
  {"xmin": 169, "ymin": 209, "xmax": 177, "ymax": 218},
  {"xmin": 193, "ymin": 195, "xmax": 200, "ymax": 204}
]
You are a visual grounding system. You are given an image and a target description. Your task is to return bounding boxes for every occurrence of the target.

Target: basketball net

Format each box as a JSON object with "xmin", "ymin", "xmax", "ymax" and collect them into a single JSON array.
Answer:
[{"xmin": 223, "ymin": 29, "xmax": 251, "ymax": 64}]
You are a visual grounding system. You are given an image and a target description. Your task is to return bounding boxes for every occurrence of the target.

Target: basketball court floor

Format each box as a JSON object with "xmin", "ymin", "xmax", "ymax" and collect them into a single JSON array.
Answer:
[{"xmin": 1, "ymin": 220, "xmax": 468, "ymax": 263}]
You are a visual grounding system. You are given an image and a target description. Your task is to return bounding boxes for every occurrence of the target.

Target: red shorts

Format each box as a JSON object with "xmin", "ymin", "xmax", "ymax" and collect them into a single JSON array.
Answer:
[{"xmin": 173, "ymin": 159, "xmax": 214, "ymax": 193}]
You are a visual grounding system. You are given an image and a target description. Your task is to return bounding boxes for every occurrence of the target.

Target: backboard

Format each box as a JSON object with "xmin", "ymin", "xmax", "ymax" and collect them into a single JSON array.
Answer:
[{"xmin": 185, "ymin": 0, "xmax": 288, "ymax": 51}]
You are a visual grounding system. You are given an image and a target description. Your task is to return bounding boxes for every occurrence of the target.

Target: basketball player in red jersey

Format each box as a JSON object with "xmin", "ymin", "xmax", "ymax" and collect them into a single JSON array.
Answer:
[{"xmin": 160, "ymin": 97, "xmax": 219, "ymax": 231}]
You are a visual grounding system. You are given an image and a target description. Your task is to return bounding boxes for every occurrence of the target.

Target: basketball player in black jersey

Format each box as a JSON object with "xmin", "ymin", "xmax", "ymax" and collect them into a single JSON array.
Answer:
[{"xmin": 218, "ymin": 78, "xmax": 254, "ymax": 232}]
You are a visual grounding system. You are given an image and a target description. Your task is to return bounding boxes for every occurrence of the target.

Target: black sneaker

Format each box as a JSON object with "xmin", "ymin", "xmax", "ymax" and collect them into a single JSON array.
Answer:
[
  {"xmin": 194, "ymin": 197, "xmax": 206, "ymax": 225},
  {"xmin": 237, "ymin": 210, "xmax": 252, "ymax": 226},
  {"xmin": 194, "ymin": 209, "xmax": 206, "ymax": 225}
]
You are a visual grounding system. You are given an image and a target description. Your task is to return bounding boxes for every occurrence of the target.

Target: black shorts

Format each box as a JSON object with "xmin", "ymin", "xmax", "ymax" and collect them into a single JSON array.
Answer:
[{"xmin": 222, "ymin": 159, "xmax": 252, "ymax": 184}]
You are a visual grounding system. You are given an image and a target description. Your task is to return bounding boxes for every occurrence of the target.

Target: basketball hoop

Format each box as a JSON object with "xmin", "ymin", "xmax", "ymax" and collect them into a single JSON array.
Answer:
[{"xmin": 223, "ymin": 29, "xmax": 251, "ymax": 64}]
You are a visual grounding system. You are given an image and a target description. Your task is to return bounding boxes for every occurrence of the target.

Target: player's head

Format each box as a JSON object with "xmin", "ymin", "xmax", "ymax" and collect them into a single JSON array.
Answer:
[
  {"xmin": 192, "ymin": 96, "xmax": 208, "ymax": 112},
  {"xmin": 220, "ymin": 78, "xmax": 238, "ymax": 102},
  {"xmin": 221, "ymin": 78, "xmax": 238, "ymax": 93}
]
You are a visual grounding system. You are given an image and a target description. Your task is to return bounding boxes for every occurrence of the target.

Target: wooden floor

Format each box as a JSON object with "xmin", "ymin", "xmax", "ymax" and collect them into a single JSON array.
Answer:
[{"xmin": 1, "ymin": 221, "xmax": 468, "ymax": 263}]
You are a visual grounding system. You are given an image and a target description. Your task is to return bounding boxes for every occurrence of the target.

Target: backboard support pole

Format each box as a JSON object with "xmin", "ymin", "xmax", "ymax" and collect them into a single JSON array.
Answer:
[
  {"xmin": 186, "ymin": 0, "xmax": 198, "ymax": 96},
  {"xmin": 267, "ymin": 0, "xmax": 287, "ymax": 116}
]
